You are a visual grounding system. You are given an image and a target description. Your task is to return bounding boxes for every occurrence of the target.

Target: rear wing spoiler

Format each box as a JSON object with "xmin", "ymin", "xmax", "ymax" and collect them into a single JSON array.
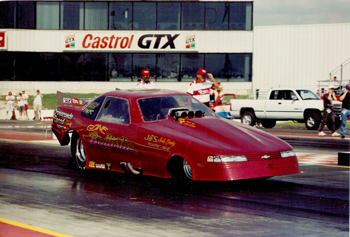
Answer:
[{"xmin": 56, "ymin": 91, "xmax": 92, "ymax": 106}]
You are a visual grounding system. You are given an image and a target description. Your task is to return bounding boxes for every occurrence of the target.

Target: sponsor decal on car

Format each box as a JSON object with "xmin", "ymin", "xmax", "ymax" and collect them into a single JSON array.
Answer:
[
  {"xmin": 82, "ymin": 102, "xmax": 100, "ymax": 115},
  {"xmin": 87, "ymin": 124, "xmax": 108, "ymax": 135},
  {"xmin": 71, "ymin": 97, "xmax": 79, "ymax": 104},
  {"xmin": 63, "ymin": 98, "xmax": 71, "ymax": 104},
  {"xmin": 95, "ymin": 163, "xmax": 106, "ymax": 169},
  {"xmin": 144, "ymin": 134, "xmax": 176, "ymax": 148},
  {"xmin": 88, "ymin": 132, "xmax": 137, "ymax": 154},
  {"xmin": 53, "ymin": 109, "xmax": 73, "ymax": 129},
  {"xmin": 178, "ymin": 118, "xmax": 196, "ymax": 128},
  {"xmin": 106, "ymin": 163, "xmax": 112, "ymax": 170},
  {"xmin": 89, "ymin": 161, "xmax": 95, "ymax": 168}
]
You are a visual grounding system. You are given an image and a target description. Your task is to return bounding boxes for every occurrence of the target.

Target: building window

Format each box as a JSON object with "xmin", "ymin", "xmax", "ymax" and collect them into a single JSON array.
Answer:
[
  {"xmin": 133, "ymin": 54, "xmax": 156, "ymax": 78},
  {"xmin": 109, "ymin": 2, "xmax": 132, "ymax": 30},
  {"xmin": 182, "ymin": 2, "xmax": 205, "ymax": 30},
  {"xmin": 157, "ymin": 54, "xmax": 180, "ymax": 81},
  {"xmin": 181, "ymin": 54, "xmax": 204, "ymax": 81},
  {"xmin": 0, "ymin": 52, "xmax": 14, "ymax": 80},
  {"xmin": 230, "ymin": 2, "xmax": 252, "ymax": 30},
  {"xmin": 37, "ymin": 2, "xmax": 59, "ymax": 30},
  {"xmin": 85, "ymin": 2, "xmax": 108, "ymax": 30},
  {"xmin": 133, "ymin": 2, "xmax": 156, "ymax": 30},
  {"xmin": 61, "ymin": 2, "xmax": 84, "ymax": 30},
  {"xmin": 17, "ymin": 2, "xmax": 35, "ymax": 29},
  {"xmin": 157, "ymin": 2, "xmax": 180, "ymax": 30},
  {"xmin": 14, "ymin": 53, "xmax": 38, "ymax": 81},
  {"xmin": 109, "ymin": 54, "xmax": 133, "ymax": 81},
  {"xmin": 205, "ymin": 54, "xmax": 252, "ymax": 82},
  {"xmin": 205, "ymin": 3, "xmax": 229, "ymax": 30},
  {"xmin": 84, "ymin": 54, "xmax": 107, "ymax": 81},
  {"xmin": 60, "ymin": 53, "xmax": 84, "ymax": 81},
  {"xmin": 0, "ymin": 1, "xmax": 15, "ymax": 28}
]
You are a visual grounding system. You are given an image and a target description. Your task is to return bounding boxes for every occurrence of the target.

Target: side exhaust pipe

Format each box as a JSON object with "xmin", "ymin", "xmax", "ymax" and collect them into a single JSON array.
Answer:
[{"xmin": 120, "ymin": 162, "xmax": 141, "ymax": 175}]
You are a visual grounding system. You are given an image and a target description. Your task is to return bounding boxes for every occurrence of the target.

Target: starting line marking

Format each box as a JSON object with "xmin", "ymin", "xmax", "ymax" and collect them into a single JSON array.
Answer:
[
  {"xmin": 0, "ymin": 217, "xmax": 73, "ymax": 237},
  {"xmin": 296, "ymin": 152, "xmax": 349, "ymax": 168}
]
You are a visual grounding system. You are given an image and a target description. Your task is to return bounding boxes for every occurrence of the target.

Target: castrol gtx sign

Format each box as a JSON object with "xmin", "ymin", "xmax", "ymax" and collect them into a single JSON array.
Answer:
[{"xmin": 64, "ymin": 32, "xmax": 197, "ymax": 52}]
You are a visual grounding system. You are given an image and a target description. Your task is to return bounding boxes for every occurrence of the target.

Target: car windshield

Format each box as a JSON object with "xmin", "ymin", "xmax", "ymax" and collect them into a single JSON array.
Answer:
[
  {"xmin": 296, "ymin": 90, "xmax": 319, "ymax": 100},
  {"xmin": 138, "ymin": 95, "xmax": 216, "ymax": 121}
]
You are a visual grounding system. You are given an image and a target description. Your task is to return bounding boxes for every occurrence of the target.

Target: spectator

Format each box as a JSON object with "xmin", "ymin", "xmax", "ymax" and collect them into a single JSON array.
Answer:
[
  {"xmin": 186, "ymin": 69, "xmax": 219, "ymax": 107},
  {"xmin": 318, "ymin": 85, "xmax": 340, "ymax": 137},
  {"xmin": 317, "ymin": 88, "xmax": 325, "ymax": 98},
  {"xmin": 17, "ymin": 92, "xmax": 25, "ymax": 120},
  {"xmin": 5, "ymin": 91, "xmax": 15, "ymax": 120},
  {"xmin": 136, "ymin": 69, "xmax": 156, "ymax": 89},
  {"xmin": 339, "ymin": 83, "xmax": 350, "ymax": 139},
  {"xmin": 326, "ymin": 76, "xmax": 342, "ymax": 90},
  {"xmin": 22, "ymin": 90, "xmax": 29, "ymax": 120},
  {"xmin": 33, "ymin": 90, "xmax": 43, "ymax": 120}
]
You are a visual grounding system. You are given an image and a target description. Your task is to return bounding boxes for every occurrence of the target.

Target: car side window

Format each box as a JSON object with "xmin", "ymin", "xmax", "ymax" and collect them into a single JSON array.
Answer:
[
  {"xmin": 96, "ymin": 97, "xmax": 130, "ymax": 124},
  {"xmin": 81, "ymin": 96, "xmax": 106, "ymax": 120}
]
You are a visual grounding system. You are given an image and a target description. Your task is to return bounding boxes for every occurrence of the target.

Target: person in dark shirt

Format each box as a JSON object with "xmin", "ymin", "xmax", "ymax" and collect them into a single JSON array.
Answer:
[
  {"xmin": 339, "ymin": 84, "xmax": 350, "ymax": 138},
  {"xmin": 318, "ymin": 85, "xmax": 341, "ymax": 136}
]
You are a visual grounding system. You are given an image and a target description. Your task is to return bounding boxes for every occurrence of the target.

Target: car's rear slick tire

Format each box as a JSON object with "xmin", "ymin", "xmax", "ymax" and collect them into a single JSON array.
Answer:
[{"xmin": 71, "ymin": 133, "xmax": 86, "ymax": 170}]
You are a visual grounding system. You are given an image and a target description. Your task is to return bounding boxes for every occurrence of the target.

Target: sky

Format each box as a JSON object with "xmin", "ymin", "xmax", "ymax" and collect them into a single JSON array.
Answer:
[{"xmin": 253, "ymin": 0, "xmax": 350, "ymax": 26}]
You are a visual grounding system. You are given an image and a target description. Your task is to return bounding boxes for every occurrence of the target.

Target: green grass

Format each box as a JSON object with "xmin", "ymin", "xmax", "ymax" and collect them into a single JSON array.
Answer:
[
  {"xmin": 278, "ymin": 121, "xmax": 350, "ymax": 127},
  {"xmin": 1, "ymin": 93, "xmax": 99, "ymax": 110}
]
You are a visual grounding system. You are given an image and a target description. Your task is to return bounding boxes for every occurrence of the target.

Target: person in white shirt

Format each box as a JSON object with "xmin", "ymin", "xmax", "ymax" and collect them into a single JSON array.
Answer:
[
  {"xmin": 136, "ymin": 69, "xmax": 156, "ymax": 89},
  {"xmin": 22, "ymin": 90, "xmax": 29, "ymax": 119},
  {"xmin": 186, "ymin": 69, "xmax": 219, "ymax": 107},
  {"xmin": 33, "ymin": 89, "xmax": 43, "ymax": 120},
  {"xmin": 326, "ymin": 76, "xmax": 342, "ymax": 90},
  {"xmin": 5, "ymin": 91, "xmax": 15, "ymax": 120},
  {"xmin": 17, "ymin": 92, "xmax": 25, "ymax": 120}
]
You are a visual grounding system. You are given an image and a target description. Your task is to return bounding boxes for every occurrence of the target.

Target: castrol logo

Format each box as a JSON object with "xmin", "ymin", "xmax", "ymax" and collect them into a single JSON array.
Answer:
[{"xmin": 82, "ymin": 34, "xmax": 134, "ymax": 49}]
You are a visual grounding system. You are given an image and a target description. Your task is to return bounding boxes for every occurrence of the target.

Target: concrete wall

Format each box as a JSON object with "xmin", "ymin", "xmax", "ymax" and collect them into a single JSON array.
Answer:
[{"xmin": 0, "ymin": 81, "xmax": 252, "ymax": 96}]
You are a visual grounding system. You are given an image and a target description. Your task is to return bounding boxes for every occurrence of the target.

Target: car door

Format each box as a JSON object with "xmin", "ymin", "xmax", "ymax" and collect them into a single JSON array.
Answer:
[
  {"xmin": 265, "ymin": 90, "xmax": 303, "ymax": 119},
  {"xmin": 83, "ymin": 96, "xmax": 135, "ymax": 171}
]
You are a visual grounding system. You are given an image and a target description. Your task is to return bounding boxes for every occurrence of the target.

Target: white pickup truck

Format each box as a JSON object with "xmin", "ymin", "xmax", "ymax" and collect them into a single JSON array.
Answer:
[{"xmin": 230, "ymin": 88, "xmax": 342, "ymax": 130}]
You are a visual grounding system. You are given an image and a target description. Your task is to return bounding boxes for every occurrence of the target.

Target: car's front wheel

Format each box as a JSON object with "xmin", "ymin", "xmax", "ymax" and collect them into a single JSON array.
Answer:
[
  {"xmin": 168, "ymin": 157, "xmax": 192, "ymax": 181},
  {"xmin": 71, "ymin": 133, "xmax": 86, "ymax": 170}
]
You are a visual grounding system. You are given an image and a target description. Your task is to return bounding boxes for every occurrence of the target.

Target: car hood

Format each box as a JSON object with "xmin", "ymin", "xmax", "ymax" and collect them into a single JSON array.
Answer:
[{"xmin": 150, "ymin": 116, "xmax": 292, "ymax": 154}]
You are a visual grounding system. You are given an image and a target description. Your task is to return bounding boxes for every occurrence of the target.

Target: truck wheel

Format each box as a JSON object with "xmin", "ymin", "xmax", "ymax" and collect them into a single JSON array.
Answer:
[
  {"xmin": 327, "ymin": 117, "xmax": 341, "ymax": 130},
  {"xmin": 261, "ymin": 119, "xmax": 276, "ymax": 129},
  {"xmin": 305, "ymin": 113, "xmax": 320, "ymax": 130},
  {"xmin": 241, "ymin": 111, "xmax": 256, "ymax": 126}
]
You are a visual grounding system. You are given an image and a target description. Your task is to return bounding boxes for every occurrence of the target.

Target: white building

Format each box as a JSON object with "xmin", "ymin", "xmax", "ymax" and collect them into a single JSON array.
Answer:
[{"xmin": 0, "ymin": 1, "xmax": 349, "ymax": 95}]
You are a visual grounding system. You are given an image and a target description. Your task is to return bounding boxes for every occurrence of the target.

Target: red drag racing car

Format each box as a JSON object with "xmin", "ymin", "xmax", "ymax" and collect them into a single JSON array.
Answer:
[{"xmin": 52, "ymin": 89, "xmax": 301, "ymax": 181}]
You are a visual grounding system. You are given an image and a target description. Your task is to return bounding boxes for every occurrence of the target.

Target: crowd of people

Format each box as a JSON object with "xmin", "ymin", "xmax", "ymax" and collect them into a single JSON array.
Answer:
[
  {"xmin": 3, "ymin": 71, "xmax": 350, "ymax": 139},
  {"xmin": 316, "ymin": 77, "xmax": 350, "ymax": 138},
  {"xmin": 5, "ymin": 89, "xmax": 43, "ymax": 120}
]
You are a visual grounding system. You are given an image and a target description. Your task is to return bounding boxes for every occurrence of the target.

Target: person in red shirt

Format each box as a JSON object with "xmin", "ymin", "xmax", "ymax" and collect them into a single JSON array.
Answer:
[{"xmin": 186, "ymin": 69, "xmax": 219, "ymax": 107}]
